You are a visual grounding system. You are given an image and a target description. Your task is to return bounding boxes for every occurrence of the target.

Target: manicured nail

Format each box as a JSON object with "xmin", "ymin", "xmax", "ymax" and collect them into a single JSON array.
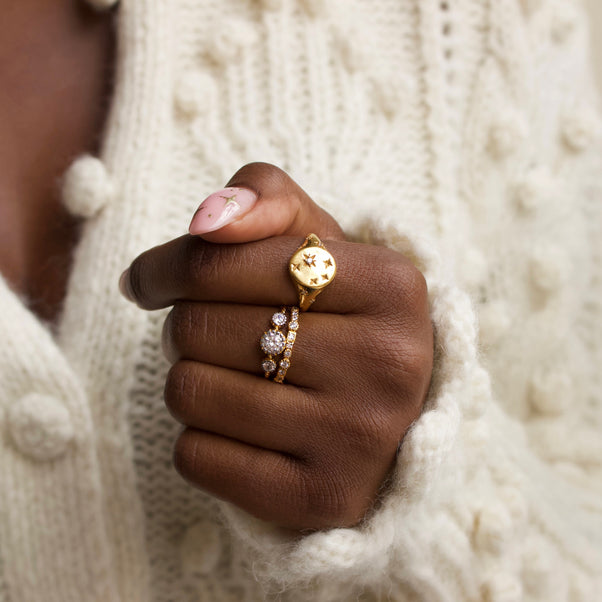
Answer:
[
  {"xmin": 188, "ymin": 187, "xmax": 257, "ymax": 235},
  {"xmin": 119, "ymin": 268, "xmax": 134, "ymax": 302}
]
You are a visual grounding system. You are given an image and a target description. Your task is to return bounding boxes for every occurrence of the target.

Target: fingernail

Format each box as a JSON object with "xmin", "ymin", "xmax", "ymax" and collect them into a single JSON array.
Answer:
[
  {"xmin": 119, "ymin": 268, "xmax": 134, "ymax": 302},
  {"xmin": 188, "ymin": 187, "xmax": 257, "ymax": 235}
]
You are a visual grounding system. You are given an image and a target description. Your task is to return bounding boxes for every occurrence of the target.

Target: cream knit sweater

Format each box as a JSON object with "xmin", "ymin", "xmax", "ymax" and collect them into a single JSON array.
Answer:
[{"xmin": 1, "ymin": 0, "xmax": 601, "ymax": 600}]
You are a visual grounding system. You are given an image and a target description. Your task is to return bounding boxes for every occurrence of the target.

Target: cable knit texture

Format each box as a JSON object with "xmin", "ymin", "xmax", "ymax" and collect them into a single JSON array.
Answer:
[{"xmin": 0, "ymin": 0, "xmax": 601, "ymax": 600}]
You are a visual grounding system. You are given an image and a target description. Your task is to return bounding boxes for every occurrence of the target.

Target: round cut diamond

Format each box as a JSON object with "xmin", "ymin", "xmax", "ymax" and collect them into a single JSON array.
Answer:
[
  {"xmin": 272, "ymin": 312, "xmax": 287, "ymax": 327},
  {"xmin": 262, "ymin": 359, "xmax": 277, "ymax": 373},
  {"xmin": 289, "ymin": 321, "xmax": 299, "ymax": 331},
  {"xmin": 260, "ymin": 330, "xmax": 286, "ymax": 355}
]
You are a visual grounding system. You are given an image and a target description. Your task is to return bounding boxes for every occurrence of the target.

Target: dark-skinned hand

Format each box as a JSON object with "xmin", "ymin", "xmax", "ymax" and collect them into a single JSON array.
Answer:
[{"xmin": 119, "ymin": 163, "xmax": 433, "ymax": 531}]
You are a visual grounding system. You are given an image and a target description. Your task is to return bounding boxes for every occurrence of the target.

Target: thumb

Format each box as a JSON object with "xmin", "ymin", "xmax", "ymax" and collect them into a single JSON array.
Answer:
[{"xmin": 188, "ymin": 162, "xmax": 346, "ymax": 243}]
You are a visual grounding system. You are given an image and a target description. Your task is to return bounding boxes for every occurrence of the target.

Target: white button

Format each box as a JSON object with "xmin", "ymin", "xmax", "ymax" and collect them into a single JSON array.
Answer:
[
  {"xmin": 180, "ymin": 519, "xmax": 223, "ymax": 578},
  {"xmin": 62, "ymin": 155, "xmax": 114, "ymax": 218},
  {"xmin": 8, "ymin": 394, "xmax": 74, "ymax": 461}
]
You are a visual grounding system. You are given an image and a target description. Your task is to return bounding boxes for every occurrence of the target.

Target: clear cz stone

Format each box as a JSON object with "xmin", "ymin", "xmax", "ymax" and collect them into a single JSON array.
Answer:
[
  {"xmin": 280, "ymin": 359, "xmax": 290, "ymax": 369},
  {"xmin": 289, "ymin": 321, "xmax": 299, "ymax": 331},
  {"xmin": 271, "ymin": 312, "xmax": 287, "ymax": 327},
  {"xmin": 260, "ymin": 330, "xmax": 286, "ymax": 355},
  {"xmin": 287, "ymin": 331, "xmax": 296, "ymax": 342},
  {"xmin": 262, "ymin": 359, "xmax": 277, "ymax": 373},
  {"xmin": 283, "ymin": 350, "xmax": 292, "ymax": 358}
]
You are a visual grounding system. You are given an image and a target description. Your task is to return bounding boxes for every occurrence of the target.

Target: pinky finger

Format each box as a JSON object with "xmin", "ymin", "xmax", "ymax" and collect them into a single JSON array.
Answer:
[{"xmin": 174, "ymin": 428, "xmax": 312, "ymax": 530}]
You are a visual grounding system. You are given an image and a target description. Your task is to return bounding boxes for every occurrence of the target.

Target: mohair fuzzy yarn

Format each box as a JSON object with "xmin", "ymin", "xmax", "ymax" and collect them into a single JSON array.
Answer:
[{"xmin": 0, "ymin": 0, "xmax": 601, "ymax": 600}]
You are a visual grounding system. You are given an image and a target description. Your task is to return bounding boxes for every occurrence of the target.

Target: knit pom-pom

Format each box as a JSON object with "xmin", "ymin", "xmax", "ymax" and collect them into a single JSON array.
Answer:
[
  {"xmin": 549, "ymin": 1, "xmax": 578, "ymax": 44},
  {"xmin": 481, "ymin": 573, "xmax": 523, "ymax": 602},
  {"xmin": 62, "ymin": 155, "xmax": 114, "ymax": 218},
  {"xmin": 372, "ymin": 77, "xmax": 408, "ymax": 120},
  {"xmin": 513, "ymin": 166, "xmax": 554, "ymax": 213},
  {"xmin": 474, "ymin": 503, "xmax": 513, "ymax": 554},
  {"xmin": 529, "ymin": 246, "xmax": 568, "ymax": 294},
  {"xmin": 205, "ymin": 19, "xmax": 258, "ymax": 65},
  {"xmin": 478, "ymin": 301, "xmax": 510, "ymax": 347},
  {"xmin": 7, "ymin": 393, "xmax": 74, "ymax": 461},
  {"xmin": 561, "ymin": 106, "xmax": 602, "ymax": 152},
  {"xmin": 175, "ymin": 71, "xmax": 217, "ymax": 117},
  {"xmin": 489, "ymin": 111, "xmax": 527, "ymax": 158},
  {"xmin": 256, "ymin": 0, "xmax": 283, "ymax": 10},
  {"xmin": 84, "ymin": 0, "xmax": 119, "ymax": 10},
  {"xmin": 180, "ymin": 519, "xmax": 223, "ymax": 578},
  {"xmin": 300, "ymin": 0, "xmax": 328, "ymax": 18},
  {"xmin": 528, "ymin": 369, "xmax": 570, "ymax": 415},
  {"xmin": 335, "ymin": 29, "xmax": 369, "ymax": 73}
]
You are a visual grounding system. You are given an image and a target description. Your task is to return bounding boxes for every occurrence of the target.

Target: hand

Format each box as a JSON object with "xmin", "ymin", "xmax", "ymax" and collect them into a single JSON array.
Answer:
[{"xmin": 119, "ymin": 163, "xmax": 433, "ymax": 531}]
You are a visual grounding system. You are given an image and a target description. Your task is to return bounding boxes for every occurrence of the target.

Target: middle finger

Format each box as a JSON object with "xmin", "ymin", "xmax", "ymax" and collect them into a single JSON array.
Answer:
[{"xmin": 162, "ymin": 301, "xmax": 367, "ymax": 389}]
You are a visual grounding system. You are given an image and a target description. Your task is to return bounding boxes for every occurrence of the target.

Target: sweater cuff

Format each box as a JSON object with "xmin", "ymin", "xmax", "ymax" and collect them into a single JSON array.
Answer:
[{"xmin": 216, "ymin": 214, "xmax": 478, "ymax": 587}]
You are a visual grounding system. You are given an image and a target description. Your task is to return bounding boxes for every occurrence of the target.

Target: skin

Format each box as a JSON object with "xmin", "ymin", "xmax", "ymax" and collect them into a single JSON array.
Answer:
[
  {"xmin": 0, "ymin": 0, "xmax": 114, "ymax": 323},
  {"xmin": 121, "ymin": 162, "xmax": 435, "ymax": 531}
]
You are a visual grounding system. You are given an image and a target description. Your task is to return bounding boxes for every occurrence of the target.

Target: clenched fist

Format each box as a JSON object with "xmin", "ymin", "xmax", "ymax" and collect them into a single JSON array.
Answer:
[{"xmin": 119, "ymin": 163, "xmax": 433, "ymax": 531}]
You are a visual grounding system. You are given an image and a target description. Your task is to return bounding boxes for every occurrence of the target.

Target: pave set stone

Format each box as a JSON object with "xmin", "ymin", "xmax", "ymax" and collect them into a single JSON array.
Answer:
[
  {"xmin": 273, "ymin": 306, "xmax": 299, "ymax": 383},
  {"xmin": 260, "ymin": 329, "xmax": 286, "ymax": 356},
  {"xmin": 260, "ymin": 306, "xmax": 299, "ymax": 381}
]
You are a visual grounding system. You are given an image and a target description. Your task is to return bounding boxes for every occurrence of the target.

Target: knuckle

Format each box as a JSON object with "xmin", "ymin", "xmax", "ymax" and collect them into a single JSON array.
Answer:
[
  {"xmin": 168, "ymin": 302, "xmax": 197, "ymax": 345},
  {"xmin": 127, "ymin": 253, "xmax": 150, "ymax": 306},
  {"xmin": 179, "ymin": 239, "xmax": 220, "ymax": 290},
  {"xmin": 172, "ymin": 428, "xmax": 199, "ymax": 481},
  {"xmin": 375, "ymin": 250, "xmax": 429, "ymax": 311},
  {"xmin": 299, "ymin": 467, "xmax": 368, "ymax": 528},
  {"xmin": 343, "ymin": 405, "xmax": 397, "ymax": 457},
  {"xmin": 230, "ymin": 161, "xmax": 288, "ymax": 188},
  {"xmin": 164, "ymin": 361, "xmax": 196, "ymax": 423}
]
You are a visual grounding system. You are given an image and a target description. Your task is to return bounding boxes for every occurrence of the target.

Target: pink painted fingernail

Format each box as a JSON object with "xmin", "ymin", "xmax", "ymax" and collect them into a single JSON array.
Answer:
[{"xmin": 188, "ymin": 187, "xmax": 257, "ymax": 235}]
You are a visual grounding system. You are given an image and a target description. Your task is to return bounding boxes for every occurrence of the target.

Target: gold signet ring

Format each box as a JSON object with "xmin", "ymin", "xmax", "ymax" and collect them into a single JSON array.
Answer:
[{"xmin": 288, "ymin": 234, "xmax": 336, "ymax": 311}]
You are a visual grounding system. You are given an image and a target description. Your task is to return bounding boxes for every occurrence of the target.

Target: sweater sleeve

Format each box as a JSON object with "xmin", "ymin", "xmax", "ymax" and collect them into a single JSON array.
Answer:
[{"xmin": 215, "ymin": 213, "xmax": 602, "ymax": 601}]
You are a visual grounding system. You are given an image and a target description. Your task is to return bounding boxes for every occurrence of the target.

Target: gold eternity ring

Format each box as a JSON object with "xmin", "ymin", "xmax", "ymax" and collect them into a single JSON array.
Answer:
[{"xmin": 288, "ymin": 234, "xmax": 336, "ymax": 311}]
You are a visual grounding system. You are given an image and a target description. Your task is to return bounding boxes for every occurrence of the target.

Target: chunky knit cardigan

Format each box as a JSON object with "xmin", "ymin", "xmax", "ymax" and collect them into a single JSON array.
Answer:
[{"xmin": 1, "ymin": 0, "xmax": 601, "ymax": 600}]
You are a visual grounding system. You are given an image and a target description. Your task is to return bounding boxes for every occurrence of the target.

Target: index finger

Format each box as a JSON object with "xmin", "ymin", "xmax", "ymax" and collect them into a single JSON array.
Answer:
[{"xmin": 119, "ymin": 235, "xmax": 402, "ymax": 314}]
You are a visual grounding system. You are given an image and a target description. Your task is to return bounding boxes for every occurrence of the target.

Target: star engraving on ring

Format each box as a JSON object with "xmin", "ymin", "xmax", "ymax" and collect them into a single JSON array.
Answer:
[
  {"xmin": 303, "ymin": 253, "xmax": 317, "ymax": 267},
  {"xmin": 310, "ymin": 277, "xmax": 319, "ymax": 285},
  {"xmin": 291, "ymin": 262, "xmax": 302, "ymax": 271},
  {"xmin": 324, "ymin": 258, "xmax": 333, "ymax": 268}
]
